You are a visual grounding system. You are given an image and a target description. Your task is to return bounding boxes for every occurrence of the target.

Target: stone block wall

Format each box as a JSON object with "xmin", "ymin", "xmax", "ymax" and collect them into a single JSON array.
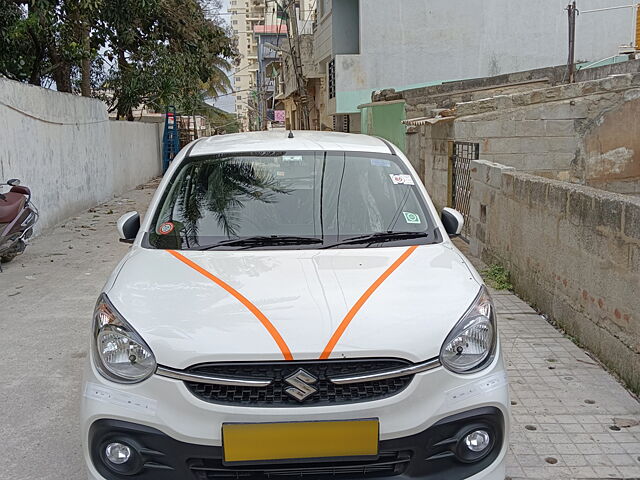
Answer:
[
  {"xmin": 413, "ymin": 121, "xmax": 453, "ymax": 211},
  {"xmin": 414, "ymin": 73, "xmax": 640, "ymax": 208},
  {"xmin": 454, "ymin": 74, "xmax": 640, "ymax": 184},
  {"xmin": 469, "ymin": 159, "xmax": 640, "ymax": 392},
  {"xmin": 384, "ymin": 59, "xmax": 640, "ymax": 121}
]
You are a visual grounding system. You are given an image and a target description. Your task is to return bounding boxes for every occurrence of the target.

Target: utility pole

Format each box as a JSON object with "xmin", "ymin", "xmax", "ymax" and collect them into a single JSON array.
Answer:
[
  {"xmin": 566, "ymin": 1, "xmax": 578, "ymax": 83},
  {"xmin": 285, "ymin": 0, "xmax": 311, "ymax": 129},
  {"xmin": 262, "ymin": 72, "xmax": 269, "ymax": 130}
]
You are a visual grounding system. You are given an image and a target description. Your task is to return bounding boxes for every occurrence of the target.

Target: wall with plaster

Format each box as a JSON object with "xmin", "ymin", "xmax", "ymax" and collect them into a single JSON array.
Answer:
[
  {"xmin": 0, "ymin": 78, "xmax": 162, "ymax": 233},
  {"xmin": 583, "ymin": 95, "xmax": 640, "ymax": 195},
  {"xmin": 339, "ymin": 0, "xmax": 634, "ymax": 95}
]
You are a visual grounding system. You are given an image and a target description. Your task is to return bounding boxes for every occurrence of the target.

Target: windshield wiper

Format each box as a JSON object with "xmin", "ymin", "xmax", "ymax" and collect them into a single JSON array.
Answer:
[
  {"xmin": 196, "ymin": 235, "xmax": 324, "ymax": 250},
  {"xmin": 322, "ymin": 231, "xmax": 429, "ymax": 249}
]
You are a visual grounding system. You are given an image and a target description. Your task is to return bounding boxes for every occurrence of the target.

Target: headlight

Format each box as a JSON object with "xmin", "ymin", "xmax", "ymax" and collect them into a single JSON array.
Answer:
[
  {"xmin": 92, "ymin": 294, "xmax": 156, "ymax": 383},
  {"xmin": 440, "ymin": 287, "xmax": 496, "ymax": 374}
]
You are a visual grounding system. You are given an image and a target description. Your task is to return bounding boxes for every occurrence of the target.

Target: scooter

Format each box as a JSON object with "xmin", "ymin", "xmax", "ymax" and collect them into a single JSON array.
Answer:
[{"xmin": 0, "ymin": 179, "xmax": 39, "ymax": 270}]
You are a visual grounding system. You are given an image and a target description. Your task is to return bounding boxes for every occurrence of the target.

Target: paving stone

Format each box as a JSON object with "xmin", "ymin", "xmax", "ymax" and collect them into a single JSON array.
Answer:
[{"xmin": 454, "ymin": 239, "xmax": 640, "ymax": 479}]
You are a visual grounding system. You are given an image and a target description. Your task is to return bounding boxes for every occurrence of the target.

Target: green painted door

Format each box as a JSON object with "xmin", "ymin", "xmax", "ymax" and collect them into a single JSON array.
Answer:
[{"xmin": 360, "ymin": 101, "xmax": 406, "ymax": 153}]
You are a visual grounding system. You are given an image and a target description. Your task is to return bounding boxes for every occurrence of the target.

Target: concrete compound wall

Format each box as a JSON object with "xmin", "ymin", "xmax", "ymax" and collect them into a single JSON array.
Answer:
[
  {"xmin": 109, "ymin": 121, "xmax": 163, "ymax": 195},
  {"xmin": 381, "ymin": 59, "xmax": 640, "ymax": 118},
  {"xmin": 469, "ymin": 159, "xmax": 640, "ymax": 392},
  {"xmin": 0, "ymin": 79, "xmax": 162, "ymax": 232},
  {"xmin": 453, "ymin": 73, "xmax": 640, "ymax": 183},
  {"xmin": 411, "ymin": 71, "xmax": 640, "ymax": 209},
  {"xmin": 583, "ymin": 95, "xmax": 640, "ymax": 195}
]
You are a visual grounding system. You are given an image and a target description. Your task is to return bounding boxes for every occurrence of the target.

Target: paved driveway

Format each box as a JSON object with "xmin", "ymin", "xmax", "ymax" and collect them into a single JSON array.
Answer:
[{"xmin": 1, "ymin": 180, "xmax": 639, "ymax": 479}]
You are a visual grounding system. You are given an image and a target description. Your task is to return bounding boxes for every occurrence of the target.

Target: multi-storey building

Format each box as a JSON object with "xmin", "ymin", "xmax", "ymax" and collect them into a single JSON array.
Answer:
[
  {"xmin": 255, "ymin": 23, "xmax": 288, "ymax": 129},
  {"xmin": 230, "ymin": 0, "xmax": 316, "ymax": 131},
  {"xmin": 229, "ymin": 0, "xmax": 262, "ymax": 131},
  {"xmin": 279, "ymin": 0, "xmax": 319, "ymax": 130}
]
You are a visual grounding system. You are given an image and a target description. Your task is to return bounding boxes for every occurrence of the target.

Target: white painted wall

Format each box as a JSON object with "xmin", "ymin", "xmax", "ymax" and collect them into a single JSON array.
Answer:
[
  {"xmin": 338, "ymin": 0, "xmax": 635, "ymax": 92},
  {"xmin": 110, "ymin": 121, "xmax": 163, "ymax": 194},
  {"xmin": 0, "ymin": 79, "xmax": 162, "ymax": 233}
]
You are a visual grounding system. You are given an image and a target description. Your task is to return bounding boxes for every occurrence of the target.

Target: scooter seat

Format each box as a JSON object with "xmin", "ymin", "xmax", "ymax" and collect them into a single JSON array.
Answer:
[{"xmin": 0, "ymin": 192, "xmax": 25, "ymax": 223}]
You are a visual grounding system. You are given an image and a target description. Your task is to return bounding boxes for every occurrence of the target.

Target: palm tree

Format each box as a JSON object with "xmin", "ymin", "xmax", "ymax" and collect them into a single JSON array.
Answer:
[
  {"xmin": 201, "ymin": 56, "xmax": 233, "ymax": 99},
  {"xmin": 176, "ymin": 158, "xmax": 291, "ymax": 244}
]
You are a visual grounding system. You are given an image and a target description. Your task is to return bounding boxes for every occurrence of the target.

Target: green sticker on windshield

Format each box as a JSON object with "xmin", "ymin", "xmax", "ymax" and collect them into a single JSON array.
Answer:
[{"xmin": 403, "ymin": 212, "xmax": 421, "ymax": 224}]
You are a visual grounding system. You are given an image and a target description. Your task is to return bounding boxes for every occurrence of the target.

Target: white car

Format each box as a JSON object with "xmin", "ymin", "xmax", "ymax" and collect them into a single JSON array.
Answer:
[{"xmin": 81, "ymin": 131, "xmax": 509, "ymax": 480}]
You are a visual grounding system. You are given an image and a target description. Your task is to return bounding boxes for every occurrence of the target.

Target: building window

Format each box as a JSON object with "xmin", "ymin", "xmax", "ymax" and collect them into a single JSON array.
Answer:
[
  {"xmin": 235, "ymin": 76, "xmax": 241, "ymax": 82},
  {"xmin": 328, "ymin": 59, "xmax": 336, "ymax": 99},
  {"xmin": 343, "ymin": 114, "xmax": 350, "ymax": 133}
]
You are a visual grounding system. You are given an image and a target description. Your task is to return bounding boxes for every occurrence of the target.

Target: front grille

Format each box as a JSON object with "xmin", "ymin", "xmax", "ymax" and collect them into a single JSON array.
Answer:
[
  {"xmin": 184, "ymin": 359, "xmax": 414, "ymax": 407},
  {"xmin": 189, "ymin": 451, "xmax": 411, "ymax": 479}
]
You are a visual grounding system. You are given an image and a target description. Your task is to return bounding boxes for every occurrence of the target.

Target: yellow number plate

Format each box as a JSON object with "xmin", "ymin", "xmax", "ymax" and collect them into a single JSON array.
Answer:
[{"xmin": 222, "ymin": 419, "xmax": 379, "ymax": 463}]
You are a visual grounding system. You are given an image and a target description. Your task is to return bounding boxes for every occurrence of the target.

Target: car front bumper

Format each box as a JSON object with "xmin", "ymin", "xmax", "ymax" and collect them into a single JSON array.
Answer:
[{"xmin": 81, "ymin": 351, "xmax": 509, "ymax": 480}]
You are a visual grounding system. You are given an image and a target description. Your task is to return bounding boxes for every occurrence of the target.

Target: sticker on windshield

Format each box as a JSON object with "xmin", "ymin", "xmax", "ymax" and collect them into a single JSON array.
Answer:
[
  {"xmin": 371, "ymin": 158, "xmax": 391, "ymax": 167},
  {"xmin": 403, "ymin": 212, "xmax": 421, "ymax": 224},
  {"xmin": 390, "ymin": 174, "xmax": 415, "ymax": 185},
  {"xmin": 158, "ymin": 222, "xmax": 175, "ymax": 235},
  {"xmin": 282, "ymin": 155, "xmax": 303, "ymax": 162}
]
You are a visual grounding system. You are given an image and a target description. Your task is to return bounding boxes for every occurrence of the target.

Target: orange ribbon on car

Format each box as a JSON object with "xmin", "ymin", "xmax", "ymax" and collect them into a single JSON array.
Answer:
[
  {"xmin": 319, "ymin": 245, "xmax": 418, "ymax": 359},
  {"xmin": 167, "ymin": 250, "xmax": 294, "ymax": 361},
  {"xmin": 167, "ymin": 246, "xmax": 418, "ymax": 361}
]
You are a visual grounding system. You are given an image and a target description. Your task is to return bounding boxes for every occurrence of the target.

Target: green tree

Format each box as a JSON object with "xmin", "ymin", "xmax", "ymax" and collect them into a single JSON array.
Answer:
[
  {"xmin": 94, "ymin": 0, "xmax": 236, "ymax": 119},
  {"xmin": 0, "ymin": 0, "xmax": 236, "ymax": 115},
  {"xmin": 0, "ymin": 0, "xmax": 97, "ymax": 93}
]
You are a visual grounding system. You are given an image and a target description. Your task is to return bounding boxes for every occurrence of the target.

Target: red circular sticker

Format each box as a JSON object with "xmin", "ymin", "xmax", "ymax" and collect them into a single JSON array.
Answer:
[{"xmin": 158, "ymin": 222, "xmax": 175, "ymax": 235}]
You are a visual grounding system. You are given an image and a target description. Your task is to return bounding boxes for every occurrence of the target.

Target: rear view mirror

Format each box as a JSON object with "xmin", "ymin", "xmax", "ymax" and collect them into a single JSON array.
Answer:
[
  {"xmin": 7, "ymin": 179, "xmax": 20, "ymax": 186},
  {"xmin": 441, "ymin": 208, "xmax": 464, "ymax": 237},
  {"xmin": 117, "ymin": 211, "xmax": 140, "ymax": 244}
]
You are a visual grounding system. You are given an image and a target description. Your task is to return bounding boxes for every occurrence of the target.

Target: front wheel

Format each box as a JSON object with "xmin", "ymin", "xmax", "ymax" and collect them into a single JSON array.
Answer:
[
  {"xmin": 0, "ymin": 251, "xmax": 18, "ymax": 263},
  {"xmin": 0, "ymin": 239, "xmax": 26, "ymax": 263}
]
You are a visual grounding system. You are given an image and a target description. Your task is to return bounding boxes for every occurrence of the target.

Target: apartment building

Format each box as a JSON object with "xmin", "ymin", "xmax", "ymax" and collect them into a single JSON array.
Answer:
[
  {"xmin": 229, "ymin": 0, "xmax": 262, "ymax": 131},
  {"xmin": 230, "ymin": 0, "xmax": 316, "ymax": 131}
]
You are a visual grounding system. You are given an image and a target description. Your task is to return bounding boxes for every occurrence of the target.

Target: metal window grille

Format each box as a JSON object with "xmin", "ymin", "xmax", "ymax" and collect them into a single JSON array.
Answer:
[
  {"xmin": 328, "ymin": 59, "xmax": 336, "ymax": 99},
  {"xmin": 342, "ymin": 114, "xmax": 350, "ymax": 133},
  {"xmin": 451, "ymin": 142, "xmax": 479, "ymax": 238}
]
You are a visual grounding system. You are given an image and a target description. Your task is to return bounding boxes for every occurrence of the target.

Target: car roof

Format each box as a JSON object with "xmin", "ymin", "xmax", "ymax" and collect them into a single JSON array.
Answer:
[{"xmin": 189, "ymin": 131, "xmax": 393, "ymax": 156}]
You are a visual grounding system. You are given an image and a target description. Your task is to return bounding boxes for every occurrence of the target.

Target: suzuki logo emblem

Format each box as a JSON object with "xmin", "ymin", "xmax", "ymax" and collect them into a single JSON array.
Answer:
[{"xmin": 284, "ymin": 369, "xmax": 318, "ymax": 402}]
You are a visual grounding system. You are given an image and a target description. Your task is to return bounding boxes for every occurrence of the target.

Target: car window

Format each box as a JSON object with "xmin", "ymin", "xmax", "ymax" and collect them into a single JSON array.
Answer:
[{"xmin": 146, "ymin": 151, "xmax": 438, "ymax": 250}]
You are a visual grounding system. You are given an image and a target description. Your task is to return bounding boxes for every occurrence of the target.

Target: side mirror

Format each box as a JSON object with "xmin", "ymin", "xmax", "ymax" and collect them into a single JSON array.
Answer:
[
  {"xmin": 117, "ymin": 211, "xmax": 140, "ymax": 244},
  {"xmin": 441, "ymin": 207, "xmax": 464, "ymax": 237},
  {"xmin": 7, "ymin": 179, "xmax": 20, "ymax": 186}
]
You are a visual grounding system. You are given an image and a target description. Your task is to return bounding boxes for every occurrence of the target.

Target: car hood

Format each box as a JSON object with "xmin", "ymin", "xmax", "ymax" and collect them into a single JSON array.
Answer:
[{"xmin": 107, "ymin": 245, "xmax": 481, "ymax": 368}]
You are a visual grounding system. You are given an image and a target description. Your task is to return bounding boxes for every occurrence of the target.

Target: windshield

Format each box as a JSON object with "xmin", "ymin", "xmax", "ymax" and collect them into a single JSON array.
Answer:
[{"xmin": 146, "ymin": 151, "xmax": 439, "ymax": 250}]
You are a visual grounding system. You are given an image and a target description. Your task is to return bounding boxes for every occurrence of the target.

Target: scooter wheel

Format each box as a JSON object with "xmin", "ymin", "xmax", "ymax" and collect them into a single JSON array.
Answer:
[
  {"xmin": 1, "ymin": 240, "xmax": 25, "ymax": 263},
  {"xmin": 0, "ymin": 252, "xmax": 17, "ymax": 263}
]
